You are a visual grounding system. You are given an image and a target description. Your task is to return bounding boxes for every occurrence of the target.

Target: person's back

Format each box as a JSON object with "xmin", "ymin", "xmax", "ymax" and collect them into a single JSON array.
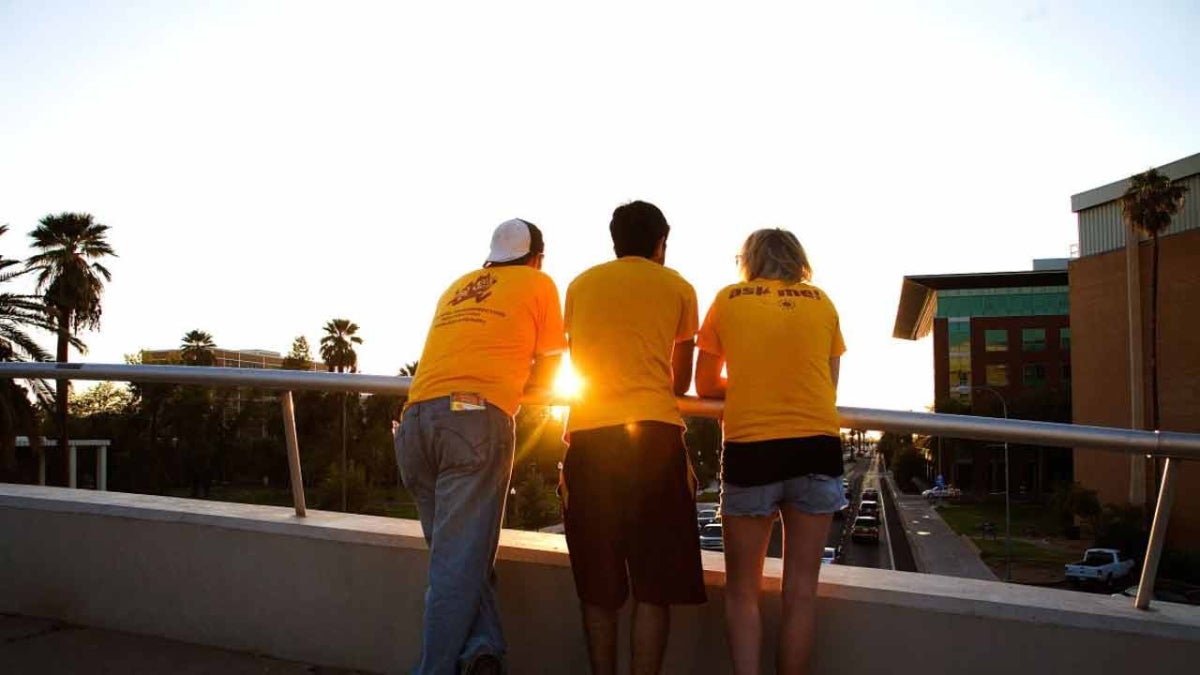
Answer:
[
  {"xmin": 560, "ymin": 200, "xmax": 705, "ymax": 675},
  {"xmin": 564, "ymin": 256, "xmax": 695, "ymax": 431},
  {"xmin": 410, "ymin": 263, "xmax": 562, "ymax": 417},
  {"xmin": 397, "ymin": 218, "xmax": 565, "ymax": 675}
]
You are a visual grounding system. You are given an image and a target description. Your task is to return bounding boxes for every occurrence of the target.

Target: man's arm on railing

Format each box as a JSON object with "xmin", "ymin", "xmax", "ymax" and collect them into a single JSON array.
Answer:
[{"xmin": 672, "ymin": 339, "xmax": 695, "ymax": 397}]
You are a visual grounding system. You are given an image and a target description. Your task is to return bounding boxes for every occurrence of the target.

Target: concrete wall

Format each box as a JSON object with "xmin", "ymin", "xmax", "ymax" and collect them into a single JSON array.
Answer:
[
  {"xmin": 1069, "ymin": 228, "xmax": 1200, "ymax": 547},
  {"xmin": 2, "ymin": 485, "xmax": 1197, "ymax": 674}
]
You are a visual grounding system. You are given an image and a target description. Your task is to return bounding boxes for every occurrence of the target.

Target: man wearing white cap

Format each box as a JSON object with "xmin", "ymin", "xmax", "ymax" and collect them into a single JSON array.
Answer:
[{"xmin": 397, "ymin": 218, "xmax": 566, "ymax": 675}]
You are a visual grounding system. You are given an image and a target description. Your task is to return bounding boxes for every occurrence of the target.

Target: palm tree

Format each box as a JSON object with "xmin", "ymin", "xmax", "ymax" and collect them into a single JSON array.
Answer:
[
  {"xmin": 0, "ymin": 224, "xmax": 61, "ymax": 481},
  {"xmin": 1121, "ymin": 170, "xmax": 1188, "ymax": 433},
  {"xmin": 319, "ymin": 319, "xmax": 362, "ymax": 373},
  {"xmin": 319, "ymin": 318, "xmax": 363, "ymax": 510},
  {"xmin": 398, "ymin": 360, "xmax": 419, "ymax": 377},
  {"xmin": 180, "ymin": 330, "xmax": 217, "ymax": 366},
  {"xmin": 26, "ymin": 212, "xmax": 116, "ymax": 486}
]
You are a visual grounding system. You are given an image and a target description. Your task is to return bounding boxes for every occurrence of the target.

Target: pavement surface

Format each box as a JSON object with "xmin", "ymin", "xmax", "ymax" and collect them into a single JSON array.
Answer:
[
  {"xmin": 885, "ymin": 477, "xmax": 998, "ymax": 581},
  {"xmin": 0, "ymin": 614, "xmax": 368, "ymax": 674}
]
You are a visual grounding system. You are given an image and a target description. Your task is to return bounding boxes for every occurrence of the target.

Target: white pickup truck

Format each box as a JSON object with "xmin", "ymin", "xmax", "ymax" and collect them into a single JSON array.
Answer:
[{"xmin": 1065, "ymin": 548, "xmax": 1136, "ymax": 585}]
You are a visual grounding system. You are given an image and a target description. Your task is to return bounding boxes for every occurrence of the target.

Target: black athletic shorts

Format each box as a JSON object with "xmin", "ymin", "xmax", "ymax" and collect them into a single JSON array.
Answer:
[{"xmin": 560, "ymin": 421, "xmax": 707, "ymax": 610}]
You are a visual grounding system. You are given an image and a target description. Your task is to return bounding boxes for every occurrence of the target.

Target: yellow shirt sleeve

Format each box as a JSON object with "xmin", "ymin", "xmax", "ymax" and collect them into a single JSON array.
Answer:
[{"xmin": 536, "ymin": 276, "xmax": 567, "ymax": 356}]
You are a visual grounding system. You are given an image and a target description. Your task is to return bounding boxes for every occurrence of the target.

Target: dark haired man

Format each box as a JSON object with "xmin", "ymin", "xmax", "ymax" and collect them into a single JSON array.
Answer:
[
  {"xmin": 561, "ymin": 201, "xmax": 706, "ymax": 675},
  {"xmin": 397, "ymin": 218, "xmax": 566, "ymax": 675}
]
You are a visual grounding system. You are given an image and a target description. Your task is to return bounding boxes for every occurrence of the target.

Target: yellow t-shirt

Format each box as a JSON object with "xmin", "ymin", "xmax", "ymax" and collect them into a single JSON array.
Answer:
[
  {"xmin": 696, "ymin": 279, "xmax": 845, "ymax": 442},
  {"xmin": 564, "ymin": 257, "xmax": 698, "ymax": 433},
  {"xmin": 408, "ymin": 265, "xmax": 567, "ymax": 416}
]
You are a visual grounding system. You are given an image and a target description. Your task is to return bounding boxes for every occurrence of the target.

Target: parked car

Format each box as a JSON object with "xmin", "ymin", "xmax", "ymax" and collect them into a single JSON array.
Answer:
[
  {"xmin": 859, "ymin": 500, "xmax": 880, "ymax": 518},
  {"xmin": 697, "ymin": 506, "xmax": 719, "ymax": 528},
  {"xmin": 699, "ymin": 523, "xmax": 724, "ymax": 551},
  {"xmin": 1065, "ymin": 548, "xmax": 1136, "ymax": 586},
  {"xmin": 821, "ymin": 546, "xmax": 840, "ymax": 565},
  {"xmin": 1114, "ymin": 579, "xmax": 1200, "ymax": 606},
  {"xmin": 922, "ymin": 486, "xmax": 962, "ymax": 500},
  {"xmin": 851, "ymin": 516, "xmax": 879, "ymax": 544}
]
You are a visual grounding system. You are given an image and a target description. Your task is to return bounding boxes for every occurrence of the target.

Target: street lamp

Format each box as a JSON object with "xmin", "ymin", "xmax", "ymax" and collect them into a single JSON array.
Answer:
[{"xmin": 955, "ymin": 384, "xmax": 1011, "ymax": 582}]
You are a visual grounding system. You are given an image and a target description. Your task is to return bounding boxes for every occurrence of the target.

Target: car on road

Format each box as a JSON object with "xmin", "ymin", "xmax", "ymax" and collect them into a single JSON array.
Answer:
[
  {"xmin": 697, "ymin": 506, "xmax": 719, "ymax": 528},
  {"xmin": 699, "ymin": 522, "xmax": 724, "ymax": 551},
  {"xmin": 851, "ymin": 516, "xmax": 880, "ymax": 544},
  {"xmin": 821, "ymin": 546, "xmax": 841, "ymax": 565},
  {"xmin": 1065, "ymin": 548, "xmax": 1136, "ymax": 586},
  {"xmin": 861, "ymin": 488, "xmax": 880, "ymax": 503},
  {"xmin": 858, "ymin": 499, "xmax": 880, "ymax": 518},
  {"xmin": 921, "ymin": 486, "xmax": 962, "ymax": 500}
]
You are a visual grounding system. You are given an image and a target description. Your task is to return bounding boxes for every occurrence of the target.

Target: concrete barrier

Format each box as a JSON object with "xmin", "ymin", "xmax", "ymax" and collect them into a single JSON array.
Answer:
[{"xmin": 1, "ymin": 484, "xmax": 1197, "ymax": 674}]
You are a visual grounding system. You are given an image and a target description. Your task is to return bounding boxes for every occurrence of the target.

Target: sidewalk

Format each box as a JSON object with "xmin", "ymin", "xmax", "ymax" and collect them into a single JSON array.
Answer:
[
  {"xmin": 0, "ymin": 614, "xmax": 367, "ymax": 674},
  {"xmin": 884, "ymin": 475, "xmax": 997, "ymax": 581}
]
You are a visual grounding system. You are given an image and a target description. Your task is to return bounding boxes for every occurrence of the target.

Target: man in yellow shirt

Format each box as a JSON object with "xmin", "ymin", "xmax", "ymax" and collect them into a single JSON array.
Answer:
[
  {"xmin": 561, "ymin": 201, "xmax": 706, "ymax": 675},
  {"xmin": 396, "ymin": 218, "xmax": 566, "ymax": 675}
]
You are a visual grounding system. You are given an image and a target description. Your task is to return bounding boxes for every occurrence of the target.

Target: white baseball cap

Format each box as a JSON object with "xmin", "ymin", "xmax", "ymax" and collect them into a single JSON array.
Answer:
[{"xmin": 486, "ymin": 219, "xmax": 539, "ymax": 263}]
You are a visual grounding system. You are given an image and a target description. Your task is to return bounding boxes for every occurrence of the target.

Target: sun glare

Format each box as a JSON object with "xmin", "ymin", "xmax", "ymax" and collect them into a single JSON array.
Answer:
[{"xmin": 553, "ymin": 357, "xmax": 584, "ymax": 401}]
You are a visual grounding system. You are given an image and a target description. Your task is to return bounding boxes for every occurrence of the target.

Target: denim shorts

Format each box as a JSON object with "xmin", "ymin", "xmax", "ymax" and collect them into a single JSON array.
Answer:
[{"xmin": 720, "ymin": 473, "xmax": 848, "ymax": 518}]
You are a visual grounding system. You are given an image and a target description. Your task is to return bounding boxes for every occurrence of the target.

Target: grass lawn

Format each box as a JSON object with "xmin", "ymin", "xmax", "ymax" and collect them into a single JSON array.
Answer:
[{"xmin": 936, "ymin": 499, "xmax": 1087, "ymax": 582}]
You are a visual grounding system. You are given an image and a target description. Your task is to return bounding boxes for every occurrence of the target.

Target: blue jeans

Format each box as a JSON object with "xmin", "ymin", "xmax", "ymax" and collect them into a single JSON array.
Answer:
[{"xmin": 395, "ymin": 397, "xmax": 515, "ymax": 675}]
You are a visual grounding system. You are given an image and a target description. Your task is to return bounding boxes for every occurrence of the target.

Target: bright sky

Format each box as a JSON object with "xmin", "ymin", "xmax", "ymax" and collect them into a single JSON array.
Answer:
[{"xmin": 2, "ymin": 2, "xmax": 1198, "ymax": 412}]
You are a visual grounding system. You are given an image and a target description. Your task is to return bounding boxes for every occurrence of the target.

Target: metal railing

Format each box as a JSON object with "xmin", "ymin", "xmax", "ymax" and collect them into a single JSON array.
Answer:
[{"xmin": 1, "ymin": 362, "xmax": 1195, "ymax": 611}]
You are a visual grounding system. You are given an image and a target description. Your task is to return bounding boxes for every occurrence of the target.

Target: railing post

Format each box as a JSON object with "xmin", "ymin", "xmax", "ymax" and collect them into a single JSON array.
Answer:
[
  {"xmin": 1134, "ymin": 457, "xmax": 1179, "ymax": 610},
  {"xmin": 281, "ymin": 391, "xmax": 307, "ymax": 517},
  {"xmin": 69, "ymin": 444, "xmax": 77, "ymax": 489},
  {"xmin": 37, "ymin": 445, "xmax": 45, "ymax": 486},
  {"xmin": 97, "ymin": 445, "xmax": 107, "ymax": 491}
]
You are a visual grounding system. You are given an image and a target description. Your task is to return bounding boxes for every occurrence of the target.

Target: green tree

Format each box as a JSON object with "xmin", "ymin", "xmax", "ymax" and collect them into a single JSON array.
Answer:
[
  {"xmin": 281, "ymin": 336, "xmax": 313, "ymax": 371},
  {"xmin": 26, "ymin": 212, "xmax": 116, "ymax": 486},
  {"xmin": 1121, "ymin": 169, "xmax": 1188, "ymax": 433},
  {"xmin": 0, "ymin": 224, "xmax": 59, "ymax": 481},
  {"xmin": 319, "ymin": 319, "xmax": 362, "ymax": 373},
  {"xmin": 180, "ymin": 330, "xmax": 216, "ymax": 366},
  {"xmin": 69, "ymin": 381, "xmax": 133, "ymax": 417},
  {"xmin": 319, "ymin": 319, "xmax": 363, "ymax": 510},
  {"xmin": 398, "ymin": 360, "xmax": 419, "ymax": 377}
]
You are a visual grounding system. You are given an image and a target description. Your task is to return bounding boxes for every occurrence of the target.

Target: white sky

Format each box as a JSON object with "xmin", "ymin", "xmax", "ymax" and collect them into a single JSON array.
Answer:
[{"xmin": 2, "ymin": 1, "xmax": 1198, "ymax": 412}]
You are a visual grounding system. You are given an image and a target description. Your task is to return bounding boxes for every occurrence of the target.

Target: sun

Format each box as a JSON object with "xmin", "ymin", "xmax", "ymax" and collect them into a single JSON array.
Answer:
[{"xmin": 553, "ymin": 357, "xmax": 584, "ymax": 401}]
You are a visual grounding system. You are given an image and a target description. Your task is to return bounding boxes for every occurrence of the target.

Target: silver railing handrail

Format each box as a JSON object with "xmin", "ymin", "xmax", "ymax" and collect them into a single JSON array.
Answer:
[{"xmin": 0, "ymin": 362, "xmax": 1189, "ymax": 609}]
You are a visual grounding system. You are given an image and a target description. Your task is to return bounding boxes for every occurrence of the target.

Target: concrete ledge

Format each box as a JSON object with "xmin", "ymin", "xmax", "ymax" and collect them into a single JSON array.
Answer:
[{"xmin": 2, "ymin": 484, "xmax": 1197, "ymax": 674}]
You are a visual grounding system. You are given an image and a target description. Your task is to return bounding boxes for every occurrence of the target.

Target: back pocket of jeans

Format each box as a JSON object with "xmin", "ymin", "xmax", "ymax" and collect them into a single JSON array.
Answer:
[{"xmin": 435, "ymin": 412, "xmax": 494, "ymax": 471}]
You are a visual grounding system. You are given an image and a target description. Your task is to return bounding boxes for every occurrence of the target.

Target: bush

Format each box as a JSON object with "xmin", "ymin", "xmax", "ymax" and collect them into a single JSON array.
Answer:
[
  {"xmin": 891, "ymin": 445, "xmax": 926, "ymax": 492},
  {"xmin": 1095, "ymin": 503, "xmax": 1147, "ymax": 559},
  {"xmin": 316, "ymin": 460, "xmax": 369, "ymax": 512},
  {"xmin": 507, "ymin": 465, "xmax": 560, "ymax": 531}
]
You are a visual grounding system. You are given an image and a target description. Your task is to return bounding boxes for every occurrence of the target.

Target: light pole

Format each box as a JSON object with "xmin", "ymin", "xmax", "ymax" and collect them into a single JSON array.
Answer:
[{"xmin": 956, "ymin": 384, "xmax": 1011, "ymax": 582}]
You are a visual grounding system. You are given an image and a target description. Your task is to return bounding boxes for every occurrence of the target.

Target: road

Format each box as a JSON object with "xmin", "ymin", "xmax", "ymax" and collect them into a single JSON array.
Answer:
[{"xmin": 831, "ymin": 452, "xmax": 894, "ymax": 570}]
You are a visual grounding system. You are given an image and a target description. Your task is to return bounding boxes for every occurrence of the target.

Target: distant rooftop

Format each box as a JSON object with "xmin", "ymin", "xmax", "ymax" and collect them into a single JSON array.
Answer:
[{"xmin": 893, "ymin": 266, "xmax": 1068, "ymax": 340}]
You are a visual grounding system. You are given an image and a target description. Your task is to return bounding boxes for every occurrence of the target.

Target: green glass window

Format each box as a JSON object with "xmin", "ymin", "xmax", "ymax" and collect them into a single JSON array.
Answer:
[
  {"xmin": 1022, "ymin": 328, "xmax": 1046, "ymax": 352},
  {"xmin": 985, "ymin": 364, "xmax": 1008, "ymax": 387},
  {"xmin": 1060, "ymin": 328, "xmax": 1071, "ymax": 351},
  {"xmin": 1023, "ymin": 364, "xmax": 1047, "ymax": 387},
  {"xmin": 985, "ymin": 330, "xmax": 1008, "ymax": 352}
]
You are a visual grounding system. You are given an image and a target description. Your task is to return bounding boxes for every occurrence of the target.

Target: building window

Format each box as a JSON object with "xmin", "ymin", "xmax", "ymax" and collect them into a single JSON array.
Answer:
[
  {"xmin": 1022, "ymin": 328, "xmax": 1046, "ymax": 352},
  {"xmin": 1060, "ymin": 328, "xmax": 1071, "ymax": 351},
  {"xmin": 986, "ymin": 364, "xmax": 1008, "ymax": 387},
  {"xmin": 985, "ymin": 329, "xmax": 1008, "ymax": 352},
  {"xmin": 1023, "ymin": 364, "xmax": 1047, "ymax": 387}
]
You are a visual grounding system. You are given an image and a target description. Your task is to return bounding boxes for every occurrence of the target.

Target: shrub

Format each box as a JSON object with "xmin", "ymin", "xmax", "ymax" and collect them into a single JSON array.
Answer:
[{"xmin": 317, "ymin": 460, "xmax": 369, "ymax": 512}]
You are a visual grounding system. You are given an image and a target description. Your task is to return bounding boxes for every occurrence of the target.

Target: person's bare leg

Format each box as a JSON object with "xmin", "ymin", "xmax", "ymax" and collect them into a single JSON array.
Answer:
[
  {"xmin": 581, "ymin": 603, "xmax": 619, "ymax": 675},
  {"xmin": 722, "ymin": 515, "xmax": 775, "ymax": 675},
  {"xmin": 630, "ymin": 601, "xmax": 669, "ymax": 675},
  {"xmin": 777, "ymin": 508, "xmax": 832, "ymax": 675}
]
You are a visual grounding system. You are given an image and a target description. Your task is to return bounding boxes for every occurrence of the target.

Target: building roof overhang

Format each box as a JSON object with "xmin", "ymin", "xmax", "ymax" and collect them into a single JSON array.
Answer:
[
  {"xmin": 1070, "ymin": 152, "xmax": 1200, "ymax": 213},
  {"xmin": 892, "ymin": 270, "xmax": 1068, "ymax": 341}
]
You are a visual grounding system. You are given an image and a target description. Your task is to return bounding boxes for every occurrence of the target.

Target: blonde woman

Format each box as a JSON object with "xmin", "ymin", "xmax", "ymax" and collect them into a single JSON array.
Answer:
[{"xmin": 695, "ymin": 228, "xmax": 846, "ymax": 675}]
